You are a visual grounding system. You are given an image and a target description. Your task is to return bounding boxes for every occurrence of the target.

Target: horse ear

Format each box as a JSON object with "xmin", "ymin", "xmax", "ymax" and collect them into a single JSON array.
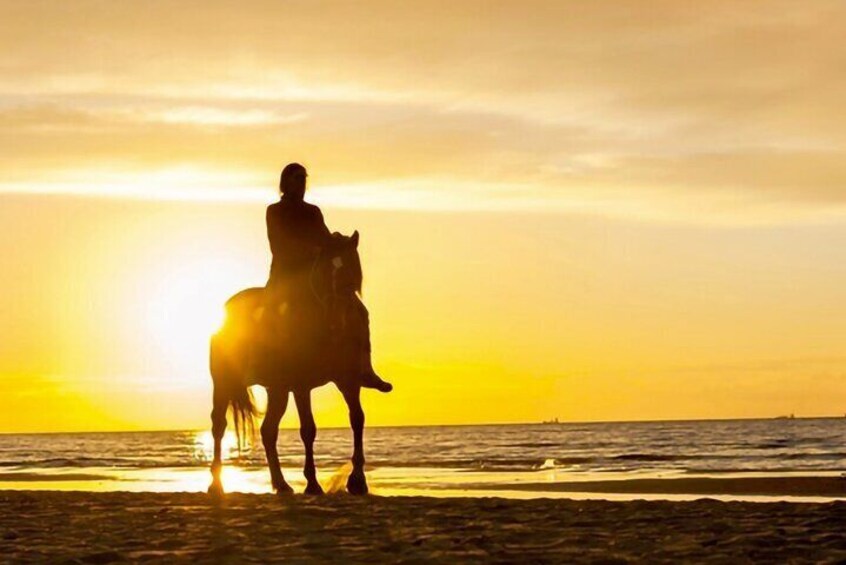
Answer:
[{"xmin": 351, "ymin": 230, "xmax": 359, "ymax": 247}]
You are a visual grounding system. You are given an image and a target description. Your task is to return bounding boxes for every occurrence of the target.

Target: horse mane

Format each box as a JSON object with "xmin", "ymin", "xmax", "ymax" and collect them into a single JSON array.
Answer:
[{"xmin": 348, "ymin": 244, "xmax": 364, "ymax": 296}]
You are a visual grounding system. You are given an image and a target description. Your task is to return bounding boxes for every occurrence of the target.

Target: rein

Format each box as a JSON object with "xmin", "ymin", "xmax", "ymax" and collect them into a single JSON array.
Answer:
[
  {"xmin": 308, "ymin": 251, "xmax": 347, "ymax": 316},
  {"xmin": 308, "ymin": 245, "xmax": 360, "ymax": 338},
  {"xmin": 308, "ymin": 253, "xmax": 327, "ymax": 308}
]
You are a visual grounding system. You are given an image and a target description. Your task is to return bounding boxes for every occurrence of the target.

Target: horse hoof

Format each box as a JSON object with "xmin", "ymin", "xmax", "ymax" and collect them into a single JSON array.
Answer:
[
  {"xmin": 274, "ymin": 482, "xmax": 295, "ymax": 496},
  {"xmin": 347, "ymin": 471, "xmax": 369, "ymax": 495},
  {"xmin": 304, "ymin": 482, "xmax": 325, "ymax": 495}
]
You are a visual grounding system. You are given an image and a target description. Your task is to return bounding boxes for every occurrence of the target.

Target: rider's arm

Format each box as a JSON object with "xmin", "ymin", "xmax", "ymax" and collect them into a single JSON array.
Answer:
[
  {"xmin": 266, "ymin": 206, "xmax": 284, "ymax": 259},
  {"xmin": 313, "ymin": 208, "xmax": 333, "ymax": 247}
]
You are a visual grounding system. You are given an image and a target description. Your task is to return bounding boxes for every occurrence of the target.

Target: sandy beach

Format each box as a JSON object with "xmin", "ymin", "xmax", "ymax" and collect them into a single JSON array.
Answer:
[{"xmin": 0, "ymin": 491, "xmax": 844, "ymax": 563}]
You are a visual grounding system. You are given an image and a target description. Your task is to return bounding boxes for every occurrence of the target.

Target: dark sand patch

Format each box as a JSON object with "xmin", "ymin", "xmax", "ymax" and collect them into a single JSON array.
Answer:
[{"xmin": 466, "ymin": 476, "xmax": 846, "ymax": 498}]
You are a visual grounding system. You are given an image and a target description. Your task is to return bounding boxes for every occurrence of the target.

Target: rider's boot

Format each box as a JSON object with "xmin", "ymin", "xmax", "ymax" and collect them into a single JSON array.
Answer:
[{"xmin": 359, "ymin": 346, "xmax": 392, "ymax": 393}]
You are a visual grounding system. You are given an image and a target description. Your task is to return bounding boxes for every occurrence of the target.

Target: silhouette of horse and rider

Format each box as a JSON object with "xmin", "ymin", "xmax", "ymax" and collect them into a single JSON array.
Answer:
[{"xmin": 208, "ymin": 163, "xmax": 391, "ymax": 495}]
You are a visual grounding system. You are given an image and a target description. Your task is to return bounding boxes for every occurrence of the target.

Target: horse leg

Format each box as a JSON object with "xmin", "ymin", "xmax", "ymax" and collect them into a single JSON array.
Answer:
[
  {"xmin": 342, "ymin": 385, "xmax": 368, "ymax": 495},
  {"xmin": 294, "ymin": 389, "xmax": 323, "ymax": 494},
  {"xmin": 208, "ymin": 385, "xmax": 228, "ymax": 495},
  {"xmin": 261, "ymin": 388, "xmax": 293, "ymax": 494}
]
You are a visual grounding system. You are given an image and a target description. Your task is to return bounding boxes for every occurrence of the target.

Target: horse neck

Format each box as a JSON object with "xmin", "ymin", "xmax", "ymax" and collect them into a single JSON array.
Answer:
[
  {"xmin": 317, "ymin": 247, "xmax": 361, "ymax": 297},
  {"xmin": 342, "ymin": 248, "xmax": 363, "ymax": 295}
]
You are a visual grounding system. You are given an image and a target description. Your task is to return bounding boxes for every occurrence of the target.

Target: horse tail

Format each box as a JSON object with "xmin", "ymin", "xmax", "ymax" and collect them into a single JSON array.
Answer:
[
  {"xmin": 226, "ymin": 374, "xmax": 256, "ymax": 453},
  {"xmin": 210, "ymin": 332, "xmax": 257, "ymax": 453}
]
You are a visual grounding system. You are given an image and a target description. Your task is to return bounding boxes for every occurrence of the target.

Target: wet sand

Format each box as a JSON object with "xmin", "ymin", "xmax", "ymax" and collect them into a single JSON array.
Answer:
[
  {"xmin": 1, "ymin": 491, "xmax": 845, "ymax": 563},
  {"xmin": 469, "ymin": 475, "xmax": 846, "ymax": 499}
]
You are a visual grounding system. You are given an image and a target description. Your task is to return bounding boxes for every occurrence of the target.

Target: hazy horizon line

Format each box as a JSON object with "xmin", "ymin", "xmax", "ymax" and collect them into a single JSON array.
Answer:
[{"xmin": 3, "ymin": 414, "xmax": 844, "ymax": 436}]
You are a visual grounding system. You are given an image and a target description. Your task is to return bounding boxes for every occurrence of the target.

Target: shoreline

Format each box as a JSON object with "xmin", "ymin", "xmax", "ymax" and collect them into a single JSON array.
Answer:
[
  {"xmin": 2, "ymin": 471, "xmax": 845, "ymax": 503},
  {"xmin": 1, "ymin": 491, "xmax": 844, "ymax": 563}
]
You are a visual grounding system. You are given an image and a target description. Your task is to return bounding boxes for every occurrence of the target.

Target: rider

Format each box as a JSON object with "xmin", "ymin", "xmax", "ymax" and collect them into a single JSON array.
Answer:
[{"xmin": 265, "ymin": 162, "xmax": 392, "ymax": 393}]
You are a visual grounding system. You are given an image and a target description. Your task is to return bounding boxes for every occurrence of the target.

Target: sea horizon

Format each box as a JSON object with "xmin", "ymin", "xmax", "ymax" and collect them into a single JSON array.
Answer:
[{"xmin": 4, "ymin": 414, "xmax": 845, "ymax": 437}]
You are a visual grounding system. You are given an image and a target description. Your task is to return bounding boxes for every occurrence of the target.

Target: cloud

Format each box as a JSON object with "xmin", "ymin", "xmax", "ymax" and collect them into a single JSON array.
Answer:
[{"xmin": 1, "ymin": 1, "xmax": 846, "ymax": 223}]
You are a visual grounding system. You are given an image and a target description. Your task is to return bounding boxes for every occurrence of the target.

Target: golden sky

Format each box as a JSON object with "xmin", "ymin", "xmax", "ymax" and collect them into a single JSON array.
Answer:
[{"xmin": 1, "ymin": 1, "xmax": 845, "ymax": 431}]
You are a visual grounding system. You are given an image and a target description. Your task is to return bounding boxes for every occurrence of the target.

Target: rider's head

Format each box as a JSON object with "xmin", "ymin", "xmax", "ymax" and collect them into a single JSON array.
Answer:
[{"xmin": 279, "ymin": 163, "xmax": 307, "ymax": 200}]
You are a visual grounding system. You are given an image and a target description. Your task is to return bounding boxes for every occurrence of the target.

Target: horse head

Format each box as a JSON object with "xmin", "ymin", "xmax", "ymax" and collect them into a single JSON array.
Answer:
[{"xmin": 326, "ymin": 230, "xmax": 363, "ymax": 297}]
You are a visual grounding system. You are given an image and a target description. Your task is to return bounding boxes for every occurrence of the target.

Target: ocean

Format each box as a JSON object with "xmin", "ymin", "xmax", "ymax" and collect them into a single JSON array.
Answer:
[{"xmin": 1, "ymin": 419, "xmax": 844, "ymax": 499}]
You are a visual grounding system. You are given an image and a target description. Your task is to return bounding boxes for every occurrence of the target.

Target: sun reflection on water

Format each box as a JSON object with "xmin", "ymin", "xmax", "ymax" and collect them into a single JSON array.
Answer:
[
  {"xmin": 187, "ymin": 430, "xmax": 268, "ymax": 493},
  {"xmin": 192, "ymin": 430, "xmax": 240, "ymax": 463}
]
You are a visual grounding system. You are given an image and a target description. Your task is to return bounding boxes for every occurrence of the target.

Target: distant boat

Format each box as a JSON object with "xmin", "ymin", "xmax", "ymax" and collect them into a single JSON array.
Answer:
[
  {"xmin": 774, "ymin": 413, "xmax": 796, "ymax": 420},
  {"xmin": 542, "ymin": 418, "xmax": 560, "ymax": 425}
]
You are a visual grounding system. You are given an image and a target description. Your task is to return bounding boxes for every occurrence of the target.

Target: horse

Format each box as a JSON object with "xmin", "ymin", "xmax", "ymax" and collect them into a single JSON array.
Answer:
[{"xmin": 208, "ymin": 231, "xmax": 372, "ymax": 496}]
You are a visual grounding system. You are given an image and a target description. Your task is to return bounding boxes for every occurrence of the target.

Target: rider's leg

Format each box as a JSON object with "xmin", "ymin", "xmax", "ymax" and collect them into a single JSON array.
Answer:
[
  {"xmin": 352, "ymin": 296, "xmax": 392, "ymax": 393},
  {"xmin": 264, "ymin": 277, "xmax": 298, "ymax": 345}
]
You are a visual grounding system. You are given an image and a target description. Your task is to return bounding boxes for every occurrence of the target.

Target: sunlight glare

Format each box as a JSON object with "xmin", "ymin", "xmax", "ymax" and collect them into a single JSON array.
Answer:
[
  {"xmin": 143, "ymin": 253, "xmax": 253, "ymax": 386},
  {"xmin": 193, "ymin": 429, "xmax": 239, "ymax": 463}
]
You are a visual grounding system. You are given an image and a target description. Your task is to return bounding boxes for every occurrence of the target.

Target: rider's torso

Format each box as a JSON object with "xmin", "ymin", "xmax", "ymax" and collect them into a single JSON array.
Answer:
[{"xmin": 266, "ymin": 197, "xmax": 329, "ymax": 282}]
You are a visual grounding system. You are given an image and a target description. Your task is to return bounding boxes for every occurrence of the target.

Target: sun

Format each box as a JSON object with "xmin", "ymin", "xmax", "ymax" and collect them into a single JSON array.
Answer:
[
  {"xmin": 143, "ymin": 254, "xmax": 251, "ymax": 379},
  {"xmin": 146, "ymin": 265, "xmax": 229, "ymax": 344}
]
